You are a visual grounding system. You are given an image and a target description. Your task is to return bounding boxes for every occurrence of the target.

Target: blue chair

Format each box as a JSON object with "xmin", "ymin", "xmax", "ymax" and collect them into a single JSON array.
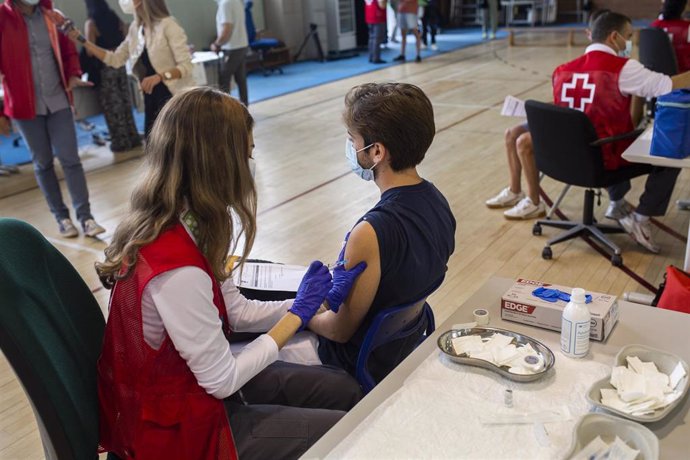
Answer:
[
  {"xmin": 245, "ymin": 1, "xmax": 285, "ymax": 75},
  {"xmin": 355, "ymin": 297, "xmax": 436, "ymax": 394}
]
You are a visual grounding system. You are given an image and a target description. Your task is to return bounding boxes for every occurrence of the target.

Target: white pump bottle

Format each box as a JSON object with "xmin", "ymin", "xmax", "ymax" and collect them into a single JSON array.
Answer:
[{"xmin": 560, "ymin": 288, "xmax": 590, "ymax": 358}]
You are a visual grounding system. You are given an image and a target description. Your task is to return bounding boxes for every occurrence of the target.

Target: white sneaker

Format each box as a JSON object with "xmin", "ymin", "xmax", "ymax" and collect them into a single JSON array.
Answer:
[
  {"xmin": 485, "ymin": 187, "xmax": 524, "ymax": 209},
  {"xmin": 420, "ymin": 43, "xmax": 427, "ymax": 50},
  {"xmin": 58, "ymin": 218, "xmax": 79, "ymax": 238},
  {"xmin": 618, "ymin": 214, "xmax": 659, "ymax": 253},
  {"xmin": 82, "ymin": 219, "xmax": 106, "ymax": 238},
  {"xmin": 504, "ymin": 197, "xmax": 546, "ymax": 220},
  {"xmin": 431, "ymin": 44, "xmax": 439, "ymax": 51},
  {"xmin": 605, "ymin": 200, "xmax": 634, "ymax": 220}
]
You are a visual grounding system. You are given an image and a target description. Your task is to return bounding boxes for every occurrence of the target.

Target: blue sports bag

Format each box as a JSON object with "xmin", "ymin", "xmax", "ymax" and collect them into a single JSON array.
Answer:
[{"xmin": 651, "ymin": 89, "xmax": 690, "ymax": 159}]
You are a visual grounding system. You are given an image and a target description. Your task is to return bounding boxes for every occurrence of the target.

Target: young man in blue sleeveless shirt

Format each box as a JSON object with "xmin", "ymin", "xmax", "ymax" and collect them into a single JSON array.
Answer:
[{"xmin": 309, "ymin": 83, "xmax": 456, "ymax": 383}]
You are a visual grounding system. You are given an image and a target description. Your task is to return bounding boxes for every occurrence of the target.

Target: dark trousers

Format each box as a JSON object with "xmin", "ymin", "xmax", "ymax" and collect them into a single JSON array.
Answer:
[
  {"xmin": 368, "ymin": 23, "xmax": 386, "ymax": 62},
  {"xmin": 99, "ymin": 66, "xmax": 141, "ymax": 152},
  {"xmin": 421, "ymin": 6, "xmax": 439, "ymax": 45},
  {"xmin": 219, "ymin": 47, "xmax": 249, "ymax": 107},
  {"xmin": 143, "ymin": 82, "xmax": 173, "ymax": 139},
  {"xmin": 607, "ymin": 166, "xmax": 681, "ymax": 216},
  {"xmin": 225, "ymin": 361, "xmax": 362, "ymax": 460}
]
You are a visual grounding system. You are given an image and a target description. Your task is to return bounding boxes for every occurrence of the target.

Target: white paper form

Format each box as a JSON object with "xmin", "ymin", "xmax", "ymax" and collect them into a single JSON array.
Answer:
[
  {"xmin": 233, "ymin": 262, "xmax": 306, "ymax": 291},
  {"xmin": 501, "ymin": 95, "xmax": 527, "ymax": 118}
]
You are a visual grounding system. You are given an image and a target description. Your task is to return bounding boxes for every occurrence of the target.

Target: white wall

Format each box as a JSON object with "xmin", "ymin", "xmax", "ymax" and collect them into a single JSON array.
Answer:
[{"xmin": 51, "ymin": 0, "xmax": 265, "ymax": 50}]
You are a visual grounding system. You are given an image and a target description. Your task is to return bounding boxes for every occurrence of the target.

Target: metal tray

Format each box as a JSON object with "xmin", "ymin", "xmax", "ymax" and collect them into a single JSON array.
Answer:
[
  {"xmin": 437, "ymin": 326, "xmax": 555, "ymax": 382},
  {"xmin": 585, "ymin": 344, "xmax": 690, "ymax": 423}
]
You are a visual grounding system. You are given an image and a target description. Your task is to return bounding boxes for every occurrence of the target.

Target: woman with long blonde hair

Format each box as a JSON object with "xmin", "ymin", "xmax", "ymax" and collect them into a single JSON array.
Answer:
[
  {"xmin": 61, "ymin": 0, "xmax": 195, "ymax": 137},
  {"xmin": 96, "ymin": 88, "xmax": 363, "ymax": 460}
]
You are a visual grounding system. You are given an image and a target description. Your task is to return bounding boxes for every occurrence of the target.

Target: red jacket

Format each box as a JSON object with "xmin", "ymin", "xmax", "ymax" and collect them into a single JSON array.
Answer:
[
  {"xmin": 553, "ymin": 51, "xmax": 634, "ymax": 170},
  {"xmin": 365, "ymin": 0, "xmax": 387, "ymax": 24},
  {"xmin": 651, "ymin": 18, "xmax": 690, "ymax": 73},
  {"xmin": 98, "ymin": 224, "xmax": 238, "ymax": 460},
  {"xmin": 0, "ymin": 0, "xmax": 81, "ymax": 120}
]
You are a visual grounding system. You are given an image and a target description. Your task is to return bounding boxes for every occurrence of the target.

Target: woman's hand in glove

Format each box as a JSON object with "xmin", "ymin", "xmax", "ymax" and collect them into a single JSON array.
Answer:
[{"xmin": 288, "ymin": 261, "xmax": 333, "ymax": 330}]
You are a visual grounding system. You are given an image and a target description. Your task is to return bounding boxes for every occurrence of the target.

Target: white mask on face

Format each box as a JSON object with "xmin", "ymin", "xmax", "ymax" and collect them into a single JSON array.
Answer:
[
  {"xmin": 22, "ymin": 0, "xmax": 40, "ymax": 5},
  {"xmin": 118, "ymin": 0, "xmax": 135, "ymax": 15},
  {"xmin": 345, "ymin": 139, "xmax": 376, "ymax": 181}
]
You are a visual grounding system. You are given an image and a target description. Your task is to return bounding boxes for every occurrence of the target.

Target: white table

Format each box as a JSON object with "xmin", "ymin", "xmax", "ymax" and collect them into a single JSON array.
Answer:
[
  {"xmin": 303, "ymin": 277, "xmax": 690, "ymax": 459},
  {"xmin": 622, "ymin": 124, "xmax": 690, "ymax": 270}
]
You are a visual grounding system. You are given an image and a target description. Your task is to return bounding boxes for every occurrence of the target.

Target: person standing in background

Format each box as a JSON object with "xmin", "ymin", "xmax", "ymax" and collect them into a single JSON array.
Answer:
[
  {"xmin": 62, "ymin": 0, "xmax": 195, "ymax": 138},
  {"xmin": 365, "ymin": 0, "xmax": 387, "ymax": 64},
  {"xmin": 389, "ymin": 0, "xmax": 399, "ymax": 43},
  {"xmin": 83, "ymin": 0, "xmax": 142, "ymax": 152},
  {"xmin": 394, "ymin": 0, "xmax": 422, "ymax": 62},
  {"xmin": 420, "ymin": 0, "xmax": 439, "ymax": 50},
  {"xmin": 480, "ymin": 0, "xmax": 499, "ymax": 40},
  {"xmin": 210, "ymin": 0, "xmax": 249, "ymax": 106},
  {"xmin": 651, "ymin": 0, "xmax": 690, "ymax": 72},
  {"xmin": 0, "ymin": 0, "xmax": 106, "ymax": 238}
]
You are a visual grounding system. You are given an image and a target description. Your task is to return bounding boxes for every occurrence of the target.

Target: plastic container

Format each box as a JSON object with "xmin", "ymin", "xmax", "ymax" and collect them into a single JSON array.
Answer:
[
  {"xmin": 585, "ymin": 344, "xmax": 690, "ymax": 423},
  {"xmin": 560, "ymin": 288, "xmax": 590, "ymax": 358},
  {"xmin": 564, "ymin": 413, "xmax": 659, "ymax": 459}
]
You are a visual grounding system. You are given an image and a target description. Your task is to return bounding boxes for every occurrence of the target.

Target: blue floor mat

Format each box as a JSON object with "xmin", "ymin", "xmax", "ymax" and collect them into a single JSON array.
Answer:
[
  {"xmin": 1, "ymin": 27, "xmax": 505, "ymax": 166},
  {"xmin": 0, "ymin": 110, "xmax": 146, "ymax": 166},
  {"xmin": 242, "ymin": 28, "xmax": 508, "ymax": 102}
]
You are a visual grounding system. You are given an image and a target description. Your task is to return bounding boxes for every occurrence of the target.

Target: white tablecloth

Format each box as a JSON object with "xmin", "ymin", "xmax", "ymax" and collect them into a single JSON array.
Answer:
[{"xmin": 327, "ymin": 346, "xmax": 611, "ymax": 459}]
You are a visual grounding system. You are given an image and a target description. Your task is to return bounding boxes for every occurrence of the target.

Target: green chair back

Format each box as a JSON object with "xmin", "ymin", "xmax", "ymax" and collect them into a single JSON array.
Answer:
[{"xmin": 0, "ymin": 218, "xmax": 105, "ymax": 460}]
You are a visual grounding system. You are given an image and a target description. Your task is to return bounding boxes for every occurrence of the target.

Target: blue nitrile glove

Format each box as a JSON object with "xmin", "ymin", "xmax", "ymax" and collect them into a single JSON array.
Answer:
[
  {"xmin": 289, "ymin": 261, "xmax": 333, "ymax": 330},
  {"xmin": 326, "ymin": 261, "xmax": 367, "ymax": 313},
  {"xmin": 532, "ymin": 287, "xmax": 592, "ymax": 304}
]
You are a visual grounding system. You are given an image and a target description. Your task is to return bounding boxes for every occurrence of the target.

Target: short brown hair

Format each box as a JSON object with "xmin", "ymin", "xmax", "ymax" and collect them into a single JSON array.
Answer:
[
  {"xmin": 591, "ymin": 11, "xmax": 631, "ymax": 42},
  {"xmin": 343, "ymin": 83, "xmax": 435, "ymax": 171}
]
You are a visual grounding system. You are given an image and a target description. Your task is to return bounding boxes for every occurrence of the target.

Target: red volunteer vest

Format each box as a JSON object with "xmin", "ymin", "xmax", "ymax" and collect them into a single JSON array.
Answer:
[
  {"xmin": 553, "ymin": 51, "xmax": 634, "ymax": 170},
  {"xmin": 98, "ymin": 224, "xmax": 237, "ymax": 460},
  {"xmin": 651, "ymin": 18, "xmax": 690, "ymax": 72},
  {"xmin": 365, "ymin": 0, "xmax": 386, "ymax": 24}
]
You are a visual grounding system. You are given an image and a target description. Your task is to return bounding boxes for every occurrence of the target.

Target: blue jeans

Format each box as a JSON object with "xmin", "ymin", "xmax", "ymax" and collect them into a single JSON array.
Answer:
[{"xmin": 14, "ymin": 109, "xmax": 93, "ymax": 223}]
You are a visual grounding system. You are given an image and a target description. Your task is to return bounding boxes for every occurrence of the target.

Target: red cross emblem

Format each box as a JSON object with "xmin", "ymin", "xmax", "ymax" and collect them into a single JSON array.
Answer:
[{"xmin": 561, "ymin": 73, "xmax": 596, "ymax": 112}]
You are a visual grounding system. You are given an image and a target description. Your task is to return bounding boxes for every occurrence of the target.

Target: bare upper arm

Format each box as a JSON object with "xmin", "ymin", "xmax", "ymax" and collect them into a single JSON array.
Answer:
[{"xmin": 308, "ymin": 221, "xmax": 381, "ymax": 343}]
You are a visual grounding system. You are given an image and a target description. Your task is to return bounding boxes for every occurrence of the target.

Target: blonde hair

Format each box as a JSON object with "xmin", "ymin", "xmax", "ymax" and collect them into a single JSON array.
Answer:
[
  {"xmin": 135, "ymin": 0, "xmax": 170, "ymax": 29},
  {"xmin": 96, "ymin": 87, "xmax": 257, "ymax": 288}
]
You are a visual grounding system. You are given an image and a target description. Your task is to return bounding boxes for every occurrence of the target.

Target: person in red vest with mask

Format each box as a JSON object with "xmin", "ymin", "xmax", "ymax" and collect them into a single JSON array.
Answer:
[
  {"xmin": 652, "ymin": 0, "xmax": 690, "ymax": 72},
  {"xmin": 95, "ymin": 87, "xmax": 365, "ymax": 460},
  {"xmin": 553, "ymin": 10, "xmax": 690, "ymax": 253},
  {"xmin": 365, "ymin": 0, "xmax": 387, "ymax": 64}
]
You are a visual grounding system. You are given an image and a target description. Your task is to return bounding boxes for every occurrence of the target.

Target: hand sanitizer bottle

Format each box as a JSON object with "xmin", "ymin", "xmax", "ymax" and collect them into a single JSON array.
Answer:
[{"xmin": 560, "ymin": 288, "xmax": 590, "ymax": 358}]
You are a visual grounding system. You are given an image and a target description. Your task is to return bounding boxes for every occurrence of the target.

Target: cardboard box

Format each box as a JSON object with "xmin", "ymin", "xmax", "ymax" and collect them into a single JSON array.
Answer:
[{"xmin": 500, "ymin": 279, "xmax": 619, "ymax": 341}]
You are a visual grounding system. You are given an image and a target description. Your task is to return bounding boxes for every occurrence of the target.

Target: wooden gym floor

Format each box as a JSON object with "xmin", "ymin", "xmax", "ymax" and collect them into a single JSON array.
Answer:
[{"xmin": 0, "ymin": 33, "xmax": 687, "ymax": 458}]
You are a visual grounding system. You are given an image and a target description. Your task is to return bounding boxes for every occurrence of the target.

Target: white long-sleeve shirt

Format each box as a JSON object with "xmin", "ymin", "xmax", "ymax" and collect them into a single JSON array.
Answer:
[
  {"xmin": 103, "ymin": 17, "xmax": 195, "ymax": 95},
  {"xmin": 141, "ymin": 266, "xmax": 292, "ymax": 399},
  {"xmin": 585, "ymin": 44, "xmax": 673, "ymax": 98}
]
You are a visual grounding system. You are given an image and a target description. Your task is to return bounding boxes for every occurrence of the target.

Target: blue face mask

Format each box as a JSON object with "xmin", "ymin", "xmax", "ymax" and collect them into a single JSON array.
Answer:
[{"xmin": 345, "ymin": 139, "xmax": 376, "ymax": 181}]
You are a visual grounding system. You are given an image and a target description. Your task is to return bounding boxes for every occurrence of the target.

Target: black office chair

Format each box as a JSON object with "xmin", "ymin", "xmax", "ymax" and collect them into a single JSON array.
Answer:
[
  {"xmin": 525, "ymin": 100, "xmax": 651, "ymax": 266},
  {"xmin": 245, "ymin": 1, "xmax": 285, "ymax": 75},
  {"xmin": 639, "ymin": 27, "xmax": 678, "ymax": 76},
  {"xmin": 639, "ymin": 28, "xmax": 678, "ymax": 119}
]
